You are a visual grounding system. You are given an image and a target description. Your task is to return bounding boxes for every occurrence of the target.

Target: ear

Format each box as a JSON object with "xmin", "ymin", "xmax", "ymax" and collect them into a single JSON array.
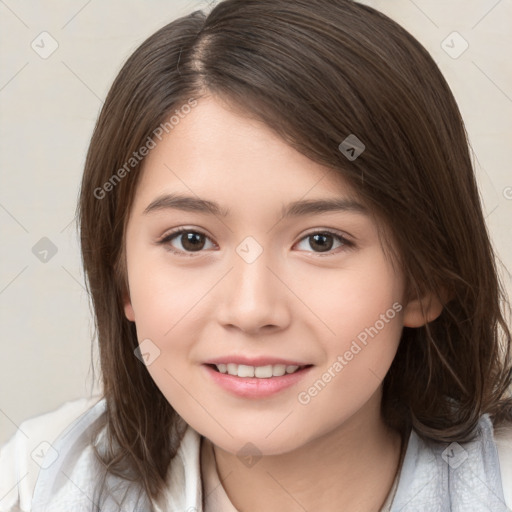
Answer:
[
  {"xmin": 123, "ymin": 288, "xmax": 135, "ymax": 322},
  {"xmin": 402, "ymin": 291, "xmax": 444, "ymax": 328}
]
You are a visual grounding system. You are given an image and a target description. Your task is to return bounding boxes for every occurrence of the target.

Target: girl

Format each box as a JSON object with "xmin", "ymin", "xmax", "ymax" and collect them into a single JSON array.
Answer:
[{"xmin": 1, "ymin": 0, "xmax": 512, "ymax": 510}]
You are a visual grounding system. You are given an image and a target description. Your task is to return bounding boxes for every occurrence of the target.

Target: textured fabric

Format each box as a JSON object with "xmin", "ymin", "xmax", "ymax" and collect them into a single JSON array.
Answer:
[
  {"xmin": 1, "ymin": 397, "xmax": 511, "ymax": 511},
  {"xmin": 495, "ymin": 425, "xmax": 512, "ymax": 507},
  {"xmin": 29, "ymin": 399, "xmax": 152, "ymax": 512},
  {"xmin": 0, "ymin": 397, "xmax": 101, "ymax": 512},
  {"xmin": 391, "ymin": 416, "xmax": 508, "ymax": 511}
]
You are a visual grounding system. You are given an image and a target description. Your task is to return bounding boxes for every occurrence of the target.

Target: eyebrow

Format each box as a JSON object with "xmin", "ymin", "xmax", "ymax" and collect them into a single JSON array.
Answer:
[{"xmin": 143, "ymin": 193, "xmax": 367, "ymax": 219}]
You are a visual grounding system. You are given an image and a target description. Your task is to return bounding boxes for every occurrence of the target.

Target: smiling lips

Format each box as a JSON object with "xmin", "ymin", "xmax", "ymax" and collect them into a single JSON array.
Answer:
[
  {"xmin": 203, "ymin": 355, "xmax": 312, "ymax": 379},
  {"xmin": 211, "ymin": 362, "xmax": 306, "ymax": 378},
  {"xmin": 202, "ymin": 355, "xmax": 314, "ymax": 398}
]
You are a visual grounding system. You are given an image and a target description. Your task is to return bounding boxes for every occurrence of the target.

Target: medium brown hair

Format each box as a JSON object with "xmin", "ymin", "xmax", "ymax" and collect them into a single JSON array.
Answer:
[{"xmin": 77, "ymin": 0, "xmax": 512, "ymax": 507}]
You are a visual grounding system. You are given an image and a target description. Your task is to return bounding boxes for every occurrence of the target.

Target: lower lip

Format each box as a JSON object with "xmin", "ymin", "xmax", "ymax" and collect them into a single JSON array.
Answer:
[{"xmin": 202, "ymin": 364, "xmax": 313, "ymax": 398}]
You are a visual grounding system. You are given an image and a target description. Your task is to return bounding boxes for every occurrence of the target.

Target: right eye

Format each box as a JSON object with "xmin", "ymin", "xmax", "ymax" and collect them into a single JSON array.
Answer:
[{"xmin": 158, "ymin": 228, "xmax": 217, "ymax": 256}]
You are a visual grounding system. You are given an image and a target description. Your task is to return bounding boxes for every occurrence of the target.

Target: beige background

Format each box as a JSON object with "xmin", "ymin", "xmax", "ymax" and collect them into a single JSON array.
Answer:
[{"xmin": 0, "ymin": 0, "xmax": 511, "ymax": 445}]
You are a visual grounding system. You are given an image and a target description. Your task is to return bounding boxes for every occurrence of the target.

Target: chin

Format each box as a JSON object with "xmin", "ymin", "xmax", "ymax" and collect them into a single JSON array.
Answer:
[{"xmin": 207, "ymin": 429, "xmax": 308, "ymax": 458}]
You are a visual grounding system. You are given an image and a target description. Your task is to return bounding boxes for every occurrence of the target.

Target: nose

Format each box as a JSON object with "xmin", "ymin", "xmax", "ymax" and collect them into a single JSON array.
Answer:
[{"xmin": 216, "ymin": 251, "xmax": 291, "ymax": 335}]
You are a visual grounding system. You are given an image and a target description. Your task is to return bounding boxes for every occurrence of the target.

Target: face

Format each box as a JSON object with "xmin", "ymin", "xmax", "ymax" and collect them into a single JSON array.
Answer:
[{"xmin": 122, "ymin": 95, "xmax": 418, "ymax": 456}]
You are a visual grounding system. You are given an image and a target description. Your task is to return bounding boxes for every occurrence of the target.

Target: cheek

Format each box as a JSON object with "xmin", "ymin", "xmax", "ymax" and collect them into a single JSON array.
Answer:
[
  {"xmin": 126, "ymin": 255, "xmax": 216, "ymax": 397},
  {"xmin": 126, "ymin": 259, "xmax": 207, "ymax": 407},
  {"xmin": 303, "ymin": 249, "xmax": 403, "ymax": 345},
  {"xmin": 295, "ymin": 250, "xmax": 403, "ymax": 400},
  {"xmin": 295, "ymin": 303, "xmax": 403, "ymax": 434},
  {"xmin": 127, "ymin": 248, "xmax": 211, "ymax": 335}
]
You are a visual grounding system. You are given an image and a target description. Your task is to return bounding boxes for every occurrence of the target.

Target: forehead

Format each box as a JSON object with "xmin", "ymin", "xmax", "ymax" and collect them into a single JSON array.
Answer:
[{"xmin": 133, "ymin": 96, "xmax": 362, "ymax": 212}]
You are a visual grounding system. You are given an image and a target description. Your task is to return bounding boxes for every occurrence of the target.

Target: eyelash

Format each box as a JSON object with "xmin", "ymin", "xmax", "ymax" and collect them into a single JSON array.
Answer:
[{"xmin": 157, "ymin": 227, "xmax": 355, "ymax": 257}]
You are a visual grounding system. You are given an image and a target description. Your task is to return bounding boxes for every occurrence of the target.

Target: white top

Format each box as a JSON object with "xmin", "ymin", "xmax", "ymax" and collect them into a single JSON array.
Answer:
[{"xmin": 1, "ymin": 396, "xmax": 512, "ymax": 511}]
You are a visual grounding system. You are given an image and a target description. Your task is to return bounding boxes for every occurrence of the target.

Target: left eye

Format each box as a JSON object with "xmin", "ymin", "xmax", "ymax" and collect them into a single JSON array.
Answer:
[
  {"xmin": 158, "ymin": 229, "xmax": 352, "ymax": 256},
  {"xmin": 295, "ymin": 231, "xmax": 351, "ymax": 254}
]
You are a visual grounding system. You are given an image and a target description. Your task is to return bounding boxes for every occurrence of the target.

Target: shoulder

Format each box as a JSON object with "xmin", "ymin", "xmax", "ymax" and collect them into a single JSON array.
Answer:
[
  {"xmin": 393, "ymin": 415, "xmax": 512, "ymax": 511},
  {"xmin": 0, "ymin": 396, "xmax": 102, "ymax": 512},
  {"xmin": 494, "ymin": 421, "xmax": 512, "ymax": 509}
]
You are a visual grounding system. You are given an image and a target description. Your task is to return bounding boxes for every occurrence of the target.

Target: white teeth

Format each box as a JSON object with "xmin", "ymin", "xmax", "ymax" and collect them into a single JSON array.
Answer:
[
  {"xmin": 215, "ymin": 363, "xmax": 304, "ymax": 378},
  {"xmin": 272, "ymin": 364, "xmax": 286, "ymax": 377},
  {"xmin": 255, "ymin": 365, "xmax": 274, "ymax": 378},
  {"xmin": 237, "ymin": 364, "xmax": 254, "ymax": 377}
]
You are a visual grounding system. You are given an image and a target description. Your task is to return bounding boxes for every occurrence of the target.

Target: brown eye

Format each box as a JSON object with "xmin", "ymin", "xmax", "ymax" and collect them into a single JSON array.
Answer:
[
  {"xmin": 295, "ymin": 230, "xmax": 353, "ymax": 254},
  {"xmin": 159, "ymin": 229, "xmax": 215, "ymax": 255},
  {"xmin": 308, "ymin": 233, "xmax": 334, "ymax": 252},
  {"xmin": 180, "ymin": 231, "xmax": 206, "ymax": 251}
]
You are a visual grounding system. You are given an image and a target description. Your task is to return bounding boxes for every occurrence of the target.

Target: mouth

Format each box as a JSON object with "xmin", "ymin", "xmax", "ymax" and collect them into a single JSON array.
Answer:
[
  {"xmin": 202, "ymin": 362, "xmax": 314, "ymax": 398},
  {"xmin": 206, "ymin": 363, "xmax": 314, "ymax": 379}
]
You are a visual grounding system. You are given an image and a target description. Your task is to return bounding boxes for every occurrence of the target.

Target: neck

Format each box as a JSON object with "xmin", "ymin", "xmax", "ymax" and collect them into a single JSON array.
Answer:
[{"xmin": 211, "ymin": 390, "xmax": 404, "ymax": 512}]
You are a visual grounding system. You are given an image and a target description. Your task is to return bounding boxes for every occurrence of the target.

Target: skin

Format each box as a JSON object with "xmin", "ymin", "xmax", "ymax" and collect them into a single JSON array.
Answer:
[{"xmin": 122, "ymin": 95, "xmax": 442, "ymax": 511}]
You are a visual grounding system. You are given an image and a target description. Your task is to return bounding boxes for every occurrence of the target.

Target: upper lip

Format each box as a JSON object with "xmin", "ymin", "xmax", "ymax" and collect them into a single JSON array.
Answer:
[{"xmin": 204, "ymin": 356, "xmax": 312, "ymax": 367}]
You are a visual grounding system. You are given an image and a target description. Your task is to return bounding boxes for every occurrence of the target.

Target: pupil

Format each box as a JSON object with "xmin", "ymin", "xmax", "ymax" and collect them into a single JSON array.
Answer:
[
  {"xmin": 310, "ymin": 233, "xmax": 333, "ymax": 252},
  {"xmin": 182, "ymin": 232, "xmax": 205, "ymax": 251}
]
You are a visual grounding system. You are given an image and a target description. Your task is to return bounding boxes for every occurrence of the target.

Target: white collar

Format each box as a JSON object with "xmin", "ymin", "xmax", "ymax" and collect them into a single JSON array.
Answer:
[{"xmin": 31, "ymin": 398, "xmax": 508, "ymax": 511}]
